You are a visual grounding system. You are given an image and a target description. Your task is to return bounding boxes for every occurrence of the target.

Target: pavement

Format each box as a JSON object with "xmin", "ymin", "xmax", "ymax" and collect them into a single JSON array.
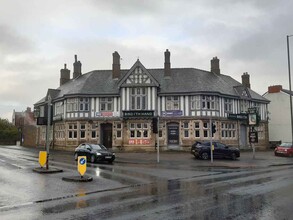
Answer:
[{"xmin": 113, "ymin": 150, "xmax": 293, "ymax": 169}]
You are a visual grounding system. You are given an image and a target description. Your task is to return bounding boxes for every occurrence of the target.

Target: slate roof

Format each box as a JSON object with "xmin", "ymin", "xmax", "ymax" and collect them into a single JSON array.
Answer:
[
  {"xmin": 282, "ymin": 89, "xmax": 293, "ymax": 96},
  {"xmin": 35, "ymin": 66, "xmax": 269, "ymax": 105}
]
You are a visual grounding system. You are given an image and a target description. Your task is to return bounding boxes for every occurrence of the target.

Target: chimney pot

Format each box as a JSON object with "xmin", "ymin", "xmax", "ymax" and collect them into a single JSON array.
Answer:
[
  {"xmin": 241, "ymin": 72, "xmax": 251, "ymax": 88},
  {"xmin": 112, "ymin": 51, "xmax": 121, "ymax": 79},
  {"xmin": 60, "ymin": 63, "xmax": 70, "ymax": 86},
  {"xmin": 268, "ymin": 85, "xmax": 282, "ymax": 93},
  {"xmin": 211, "ymin": 57, "xmax": 220, "ymax": 74},
  {"xmin": 164, "ymin": 49, "xmax": 171, "ymax": 77},
  {"xmin": 73, "ymin": 55, "xmax": 82, "ymax": 78}
]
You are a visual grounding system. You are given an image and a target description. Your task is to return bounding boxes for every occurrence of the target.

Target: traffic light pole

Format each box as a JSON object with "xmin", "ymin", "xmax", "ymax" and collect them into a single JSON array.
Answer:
[
  {"xmin": 210, "ymin": 118, "xmax": 213, "ymax": 163},
  {"xmin": 157, "ymin": 116, "xmax": 160, "ymax": 163}
]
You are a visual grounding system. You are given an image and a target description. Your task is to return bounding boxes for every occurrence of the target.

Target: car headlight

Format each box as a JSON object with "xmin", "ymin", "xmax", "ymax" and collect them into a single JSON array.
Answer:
[{"xmin": 96, "ymin": 152, "xmax": 101, "ymax": 156}]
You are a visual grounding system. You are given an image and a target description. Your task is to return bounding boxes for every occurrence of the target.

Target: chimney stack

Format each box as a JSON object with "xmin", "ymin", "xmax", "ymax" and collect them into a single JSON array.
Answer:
[
  {"xmin": 60, "ymin": 63, "xmax": 70, "ymax": 86},
  {"xmin": 268, "ymin": 85, "xmax": 282, "ymax": 93},
  {"xmin": 211, "ymin": 57, "xmax": 220, "ymax": 74},
  {"xmin": 112, "ymin": 51, "xmax": 120, "ymax": 79},
  {"xmin": 241, "ymin": 72, "xmax": 250, "ymax": 88},
  {"xmin": 164, "ymin": 49, "xmax": 171, "ymax": 77},
  {"xmin": 73, "ymin": 55, "xmax": 82, "ymax": 78}
]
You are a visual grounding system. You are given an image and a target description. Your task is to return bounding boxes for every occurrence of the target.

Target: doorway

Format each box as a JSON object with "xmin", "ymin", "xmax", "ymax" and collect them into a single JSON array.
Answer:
[
  {"xmin": 167, "ymin": 123, "xmax": 179, "ymax": 147},
  {"xmin": 240, "ymin": 124, "xmax": 248, "ymax": 148},
  {"xmin": 100, "ymin": 123, "xmax": 113, "ymax": 148}
]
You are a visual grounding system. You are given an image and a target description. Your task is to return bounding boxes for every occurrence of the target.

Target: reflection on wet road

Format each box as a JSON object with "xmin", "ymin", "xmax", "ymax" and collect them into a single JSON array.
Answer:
[{"xmin": 0, "ymin": 146, "xmax": 292, "ymax": 220}]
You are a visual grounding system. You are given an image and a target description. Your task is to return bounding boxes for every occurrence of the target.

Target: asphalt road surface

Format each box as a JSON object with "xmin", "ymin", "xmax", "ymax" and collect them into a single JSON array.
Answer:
[{"xmin": 0, "ymin": 145, "xmax": 292, "ymax": 220}]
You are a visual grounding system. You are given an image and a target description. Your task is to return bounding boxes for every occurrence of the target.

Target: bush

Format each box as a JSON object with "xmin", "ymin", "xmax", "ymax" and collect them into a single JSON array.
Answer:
[{"xmin": 0, "ymin": 118, "xmax": 18, "ymax": 142}]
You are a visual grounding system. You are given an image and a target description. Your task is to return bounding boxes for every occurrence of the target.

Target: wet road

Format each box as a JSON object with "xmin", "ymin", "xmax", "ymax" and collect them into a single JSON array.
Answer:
[{"xmin": 0, "ymin": 146, "xmax": 292, "ymax": 220}]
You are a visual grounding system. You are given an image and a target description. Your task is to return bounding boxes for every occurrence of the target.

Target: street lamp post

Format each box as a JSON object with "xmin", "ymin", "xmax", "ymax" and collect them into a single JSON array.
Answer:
[{"xmin": 287, "ymin": 35, "xmax": 293, "ymax": 144}]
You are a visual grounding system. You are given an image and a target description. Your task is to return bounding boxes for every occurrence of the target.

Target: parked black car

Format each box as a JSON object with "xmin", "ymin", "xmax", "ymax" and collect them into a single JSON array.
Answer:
[
  {"xmin": 191, "ymin": 141, "xmax": 240, "ymax": 160},
  {"xmin": 74, "ymin": 143, "xmax": 115, "ymax": 163}
]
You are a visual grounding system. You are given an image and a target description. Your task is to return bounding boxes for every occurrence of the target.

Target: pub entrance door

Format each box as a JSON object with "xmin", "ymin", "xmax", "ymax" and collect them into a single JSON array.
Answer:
[{"xmin": 100, "ymin": 123, "xmax": 113, "ymax": 148}]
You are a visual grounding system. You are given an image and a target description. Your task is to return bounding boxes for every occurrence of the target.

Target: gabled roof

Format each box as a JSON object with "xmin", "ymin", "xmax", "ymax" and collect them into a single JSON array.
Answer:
[
  {"xmin": 34, "ymin": 61, "xmax": 269, "ymax": 105},
  {"xmin": 117, "ymin": 59, "xmax": 159, "ymax": 88}
]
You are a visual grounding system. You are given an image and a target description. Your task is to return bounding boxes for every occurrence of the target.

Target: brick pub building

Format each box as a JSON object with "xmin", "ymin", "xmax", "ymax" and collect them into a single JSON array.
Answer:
[{"xmin": 34, "ymin": 50, "xmax": 269, "ymax": 151}]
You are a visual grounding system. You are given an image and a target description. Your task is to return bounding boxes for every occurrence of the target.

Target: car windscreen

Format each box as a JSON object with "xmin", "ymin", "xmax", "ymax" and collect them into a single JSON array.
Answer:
[
  {"xmin": 91, "ymin": 144, "xmax": 107, "ymax": 150},
  {"xmin": 279, "ymin": 143, "xmax": 293, "ymax": 148}
]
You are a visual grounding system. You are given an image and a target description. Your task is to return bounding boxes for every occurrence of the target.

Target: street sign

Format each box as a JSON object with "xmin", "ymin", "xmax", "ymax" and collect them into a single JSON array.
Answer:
[
  {"xmin": 248, "ymin": 114, "xmax": 257, "ymax": 125},
  {"xmin": 39, "ymin": 151, "xmax": 47, "ymax": 167},
  {"xmin": 227, "ymin": 113, "xmax": 248, "ymax": 120},
  {"xmin": 78, "ymin": 156, "xmax": 87, "ymax": 176},
  {"xmin": 249, "ymin": 131, "xmax": 258, "ymax": 143}
]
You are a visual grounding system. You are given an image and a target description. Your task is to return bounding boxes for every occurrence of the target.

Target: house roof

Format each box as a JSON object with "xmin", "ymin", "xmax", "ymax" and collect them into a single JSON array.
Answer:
[
  {"xmin": 35, "ymin": 65, "xmax": 269, "ymax": 105},
  {"xmin": 282, "ymin": 89, "xmax": 293, "ymax": 96}
]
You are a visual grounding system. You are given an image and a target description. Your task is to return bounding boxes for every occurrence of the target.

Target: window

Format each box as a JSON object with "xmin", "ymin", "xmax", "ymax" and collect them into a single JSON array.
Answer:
[
  {"xmin": 130, "ymin": 88, "xmax": 147, "ymax": 110},
  {"xmin": 129, "ymin": 123, "xmax": 149, "ymax": 138},
  {"xmin": 55, "ymin": 102, "xmax": 63, "ymax": 115},
  {"xmin": 203, "ymin": 122, "xmax": 210, "ymax": 138},
  {"xmin": 224, "ymin": 98, "xmax": 233, "ymax": 112},
  {"xmin": 194, "ymin": 121, "xmax": 200, "ymax": 138},
  {"xmin": 67, "ymin": 98, "xmax": 78, "ymax": 112},
  {"xmin": 221, "ymin": 122, "xmax": 236, "ymax": 139},
  {"xmin": 80, "ymin": 124, "xmax": 86, "ymax": 139},
  {"xmin": 190, "ymin": 96, "xmax": 200, "ymax": 110},
  {"xmin": 240, "ymin": 100, "xmax": 249, "ymax": 113},
  {"xmin": 202, "ymin": 96, "xmax": 218, "ymax": 110},
  {"xmin": 255, "ymin": 124, "xmax": 264, "ymax": 140},
  {"xmin": 166, "ymin": 96, "xmax": 180, "ymax": 110},
  {"xmin": 183, "ymin": 122, "xmax": 189, "ymax": 138},
  {"xmin": 55, "ymin": 124, "xmax": 65, "ymax": 139},
  {"xmin": 115, "ymin": 123, "xmax": 122, "ymax": 139},
  {"xmin": 100, "ymin": 98, "xmax": 113, "ymax": 111},
  {"xmin": 41, "ymin": 126, "xmax": 46, "ymax": 140},
  {"xmin": 68, "ymin": 124, "xmax": 77, "ymax": 139},
  {"xmin": 158, "ymin": 123, "xmax": 163, "ymax": 138},
  {"xmin": 40, "ymin": 106, "xmax": 45, "ymax": 117},
  {"xmin": 79, "ymin": 98, "xmax": 89, "ymax": 111},
  {"xmin": 91, "ymin": 124, "xmax": 98, "ymax": 139}
]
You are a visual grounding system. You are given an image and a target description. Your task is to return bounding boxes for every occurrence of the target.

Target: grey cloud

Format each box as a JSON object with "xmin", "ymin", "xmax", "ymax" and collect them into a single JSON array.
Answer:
[{"xmin": 0, "ymin": 25, "xmax": 35, "ymax": 54}]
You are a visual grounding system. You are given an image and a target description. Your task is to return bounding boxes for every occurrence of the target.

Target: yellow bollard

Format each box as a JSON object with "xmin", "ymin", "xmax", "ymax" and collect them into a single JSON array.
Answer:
[{"xmin": 39, "ymin": 151, "xmax": 47, "ymax": 167}]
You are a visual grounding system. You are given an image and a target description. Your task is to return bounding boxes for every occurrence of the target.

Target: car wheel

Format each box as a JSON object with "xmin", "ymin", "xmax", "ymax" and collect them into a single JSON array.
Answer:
[
  {"xmin": 74, "ymin": 153, "xmax": 78, "ymax": 161},
  {"xmin": 201, "ymin": 152, "xmax": 209, "ymax": 160},
  {"xmin": 90, "ymin": 155, "xmax": 96, "ymax": 163},
  {"xmin": 231, "ymin": 153, "xmax": 236, "ymax": 160}
]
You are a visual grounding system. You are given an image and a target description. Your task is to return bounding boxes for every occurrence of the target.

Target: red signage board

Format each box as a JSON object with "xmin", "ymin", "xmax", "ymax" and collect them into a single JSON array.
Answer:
[{"xmin": 129, "ymin": 139, "xmax": 150, "ymax": 145}]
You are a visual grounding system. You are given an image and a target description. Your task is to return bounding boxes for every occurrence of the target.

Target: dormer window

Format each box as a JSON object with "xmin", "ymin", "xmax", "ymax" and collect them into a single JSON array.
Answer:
[
  {"xmin": 166, "ymin": 96, "xmax": 180, "ymax": 110},
  {"xmin": 130, "ymin": 88, "xmax": 147, "ymax": 110},
  {"xmin": 79, "ymin": 98, "xmax": 89, "ymax": 111}
]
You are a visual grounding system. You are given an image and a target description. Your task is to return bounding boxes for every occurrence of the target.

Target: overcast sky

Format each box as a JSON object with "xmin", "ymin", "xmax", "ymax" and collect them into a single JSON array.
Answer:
[{"xmin": 1, "ymin": 0, "xmax": 293, "ymax": 121}]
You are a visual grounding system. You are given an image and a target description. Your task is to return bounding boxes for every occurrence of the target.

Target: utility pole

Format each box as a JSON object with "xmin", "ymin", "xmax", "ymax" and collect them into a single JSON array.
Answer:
[{"xmin": 45, "ymin": 96, "xmax": 52, "ymax": 169}]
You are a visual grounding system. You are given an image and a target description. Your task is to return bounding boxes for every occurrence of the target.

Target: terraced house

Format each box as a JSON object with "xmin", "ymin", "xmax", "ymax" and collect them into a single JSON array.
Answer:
[{"xmin": 34, "ymin": 50, "xmax": 269, "ymax": 151}]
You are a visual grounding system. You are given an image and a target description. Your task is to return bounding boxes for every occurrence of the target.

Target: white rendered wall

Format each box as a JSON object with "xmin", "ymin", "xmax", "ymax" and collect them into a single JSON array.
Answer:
[{"xmin": 264, "ymin": 91, "xmax": 291, "ymax": 142}]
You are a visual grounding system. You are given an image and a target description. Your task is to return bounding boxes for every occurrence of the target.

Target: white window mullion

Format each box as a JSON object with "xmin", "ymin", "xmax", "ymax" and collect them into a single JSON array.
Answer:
[
  {"xmin": 126, "ymin": 88, "xmax": 130, "ymax": 110},
  {"xmin": 185, "ymin": 96, "xmax": 189, "ymax": 116},
  {"xmin": 180, "ymin": 96, "xmax": 184, "ymax": 113},
  {"xmin": 152, "ymin": 87, "xmax": 156, "ymax": 111},
  {"xmin": 148, "ymin": 87, "xmax": 151, "ymax": 110}
]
